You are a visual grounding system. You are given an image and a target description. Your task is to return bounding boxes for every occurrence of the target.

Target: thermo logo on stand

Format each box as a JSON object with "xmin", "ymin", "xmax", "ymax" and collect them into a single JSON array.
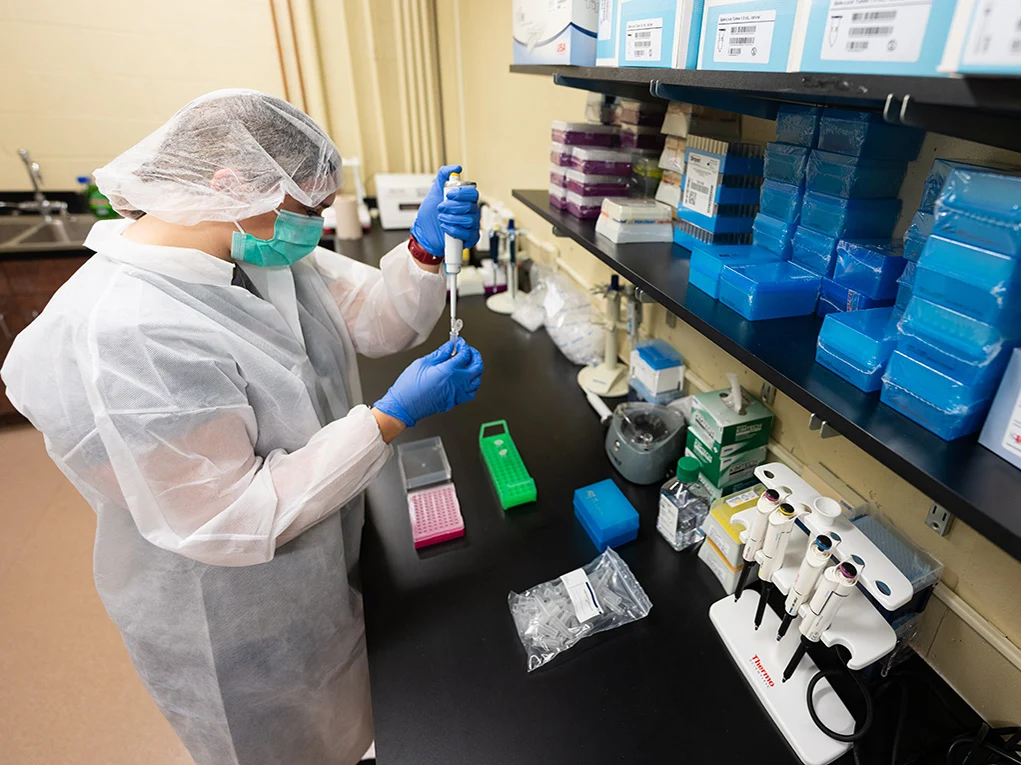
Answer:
[{"xmin": 750, "ymin": 654, "xmax": 776, "ymax": 687}]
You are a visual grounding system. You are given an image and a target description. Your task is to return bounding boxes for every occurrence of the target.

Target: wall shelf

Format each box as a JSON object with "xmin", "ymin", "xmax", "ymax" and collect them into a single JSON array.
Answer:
[
  {"xmin": 512, "ymin": 188, "xmax": 1021, "ymax": 563},
  {"xmin": 510, "ymin": 64, "xmax": 1021, "ymax": 152}
]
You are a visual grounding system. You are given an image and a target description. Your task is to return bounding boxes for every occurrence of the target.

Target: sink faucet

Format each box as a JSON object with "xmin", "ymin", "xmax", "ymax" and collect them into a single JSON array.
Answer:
[{"xmin": 0, "ymin": 149, "xmax": 69, "ymax": 217}]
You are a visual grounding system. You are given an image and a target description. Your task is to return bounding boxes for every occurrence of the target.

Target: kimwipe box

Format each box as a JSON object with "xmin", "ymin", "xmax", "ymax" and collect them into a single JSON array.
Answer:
[
  {"xmin": 689, "ymin": 386, "xmax": 774, "ymax": 453},
  {"xmin": 686, "ymin": 421, "xmax": 768, "ymax": 487}
]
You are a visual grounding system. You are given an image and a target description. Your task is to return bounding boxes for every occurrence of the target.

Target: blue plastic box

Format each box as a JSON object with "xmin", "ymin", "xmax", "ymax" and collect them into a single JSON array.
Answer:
[
  {"xmin": 801, "ymin": 192, "xmax": 901, "ymax": 239},
  {"xmin": 933, "ymin": 168, "xmax": 1021, "ymax": 256},
  {"xmin": 816, "ymin": 110, "xmax": 924, "ymax": 161},
  {"xmin": 818, "ymin": 277, "xmax": 894, "ymax": 316},
  {"xmin": 752, "ymin": 212, "xmax": 796, "ymax": 259},
  {"xmin": 914, "ymin": 235, "xmax": 1021, "ymax": 325},
  {"xmin": 791, "ymin": 226, "xmax": 838, "ymax": 277},
  {"xmin": 689, "ymin": 244, "xmax": 781, "ymax": 299},
  {"xmin": 886, "ymin": 349, "xmax": 1000, "ymax": 410},
  {"xmin": 676, "ymin": 203, "xmax": 759, "ymax": 234},
  {"xmin": 920, "ymin": 159, "xmax": 1021, "ymax": 211},
  {"xmin": 629, "ymin": 377, "xmax": 684, "ymax": 405},
  {"xmin": 759, "ymin": 179, "xmax": 804, "ymax": 223},
  {"xmin": 719, "ymin": 261, "xmax": 821, "ymax": 321},
  {"xmin": 807, "ymin": 151, "xmax": 908, "ymax": 199},
  {"xmin": 764, "ymin": 143, "xmax": 810, "ymax": 185},
  {"xmin": 816, "ymin": 307, "xmax": 900, "ymax": 393},
  {"xmin": 898, "ymin": 297, "xmax": 1021, "ymax": 385},
  {"xmin": 775, "ymin": 104, "xmax": 820, "ymax": 148},
  {"xmin": 674, "ymin": 220, "xmax": 753, "ymax": 248},
  {"xmin": 684, "ymin": 143, "xmax": 765, "ymax": 177},
  {"xmin": 880, "ymin": 376, "xmax": 991, "ymax": 441},
  {"xmin": 903, "ymin": 210, "xmax": 934, "ymax": 262},
  {"xmin": 816, "ymin": 341, "xmax": 883, "ymax": 392},
  {"xmin": 895, "ymin": 261, "xmax": 917, "ymax": 311},
  {"xmin": 573, "ymin": 479, "xmax": 640, "ymax": 551},
  {"xmin": 833, "ymin": 240, "xmax": 907, "ymax": 301}
]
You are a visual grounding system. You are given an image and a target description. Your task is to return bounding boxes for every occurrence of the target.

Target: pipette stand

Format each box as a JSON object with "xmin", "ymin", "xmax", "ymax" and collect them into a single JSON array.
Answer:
[
  {"xmin": 709, "ymin": 463, "xmax": 911, "ymax": 765},
  {"xmin": 487, "ymin": 227, "xmax": 519, "ymax": 314},
  {"xmin": 578, "ymin": 280, "xmax": 628, "ymax": 397}
]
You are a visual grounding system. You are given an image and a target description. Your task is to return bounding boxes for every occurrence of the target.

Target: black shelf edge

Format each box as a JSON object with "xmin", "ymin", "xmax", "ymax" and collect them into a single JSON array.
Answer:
[{"xmin": 512, "ymin": 189, "xmax": 1021, "ymax": 563}]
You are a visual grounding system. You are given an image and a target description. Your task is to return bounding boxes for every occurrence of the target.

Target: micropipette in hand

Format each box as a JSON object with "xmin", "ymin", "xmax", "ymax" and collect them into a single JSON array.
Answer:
[
  {"xmin": 734, "ymin": 488, "xmax": 783, "ymax": 601},
  {"xmin": 443, "ymin": 172, "xmax": 476, "ymax": 349},
  {"xmin": 753, "ymin": 502, "xmax": 797, "ymax": 630},
  {"xmin": 777, "ymin": 533, "xmax": 835, "ymax": 640}
]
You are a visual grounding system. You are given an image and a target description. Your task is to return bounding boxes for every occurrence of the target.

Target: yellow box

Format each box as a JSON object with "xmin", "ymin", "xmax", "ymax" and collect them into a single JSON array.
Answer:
[
  {"xmin": 701, "ymin": 483, "xmax": 762, "ymax": 567},
  {"xmin": 698, "ymin": 536, "xmax": 743, "ymax": 595}
]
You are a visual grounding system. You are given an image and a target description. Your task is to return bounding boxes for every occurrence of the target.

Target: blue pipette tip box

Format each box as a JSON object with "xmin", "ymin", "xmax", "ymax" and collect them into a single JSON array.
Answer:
[{"xmin": 574, "ymin": 479, "xmax": 639, "ymax": 552}]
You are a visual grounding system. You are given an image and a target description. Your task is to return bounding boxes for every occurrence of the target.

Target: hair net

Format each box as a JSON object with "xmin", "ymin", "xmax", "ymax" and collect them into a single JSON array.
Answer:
[{"xmin": 94, "ymin": 89, "xmax": 341, "ymax": 226}]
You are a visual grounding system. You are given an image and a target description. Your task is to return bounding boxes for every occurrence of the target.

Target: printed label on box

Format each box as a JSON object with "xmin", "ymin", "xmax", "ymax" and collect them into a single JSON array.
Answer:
[
  {"xmin": 658, "ymin": 495, "xmax": 679, "ymax": 542},
  {"xmin": 1001, "ymin": 384, "xmax": 1021, "ymax": 459},
  {"xmin": 625, "ymin": 18, "xmax": 664, "ymax": 61},
  {"xmin": 819, "ymin": 0, "xmax": 932, "ymax": 63},
  {"xmin": 713, "ymin": 11, "xmax": 776, "ymax": 64},
  {"xmin": 962, "ymin": 0, "xmax": 1021, "ymax": 68},
  {"xmin": 561, "ymin": 568, "xmax": 603, "ymax": 622},
  {"xmin": 598, "ymin": 0, "xmax": 613, "ymax": 39},
  {"xmin": 683, "ymin": 152, "xmax": 721, "ymax": 216},
  {"xmin": 726, "ymin": 487, "xmax": 760, "ymax": 507}
]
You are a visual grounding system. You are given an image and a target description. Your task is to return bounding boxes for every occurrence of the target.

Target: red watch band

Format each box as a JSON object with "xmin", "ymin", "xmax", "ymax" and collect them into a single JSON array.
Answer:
[{"xmin": 408, "ymin": 234, "xmax": 443, "ymax": 265}]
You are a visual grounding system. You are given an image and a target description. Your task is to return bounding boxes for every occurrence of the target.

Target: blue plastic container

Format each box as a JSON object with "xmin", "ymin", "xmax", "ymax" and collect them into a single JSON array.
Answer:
[
  {"xmin": 816, "ymin": 307, "xmax": 900, "ymax": 392},
  {"xmin": 886, "ymin": 349, "xmax": 1000, "ymax": 410},
  {"xmin": 895, "ymin": 261, "xmax": 917, "ymax": 311},
  {"xmin": 817, "ymin": 110, "xmax": 924, "ymax": 161},
  {"xmin": 818, "ymin": 277, "xmax": 894, "ymax": 316},
  {"xmin": 676, "ymin": 204, "xmax": 759, "ymax": 234},
  {"xmin": 880, "ymin": 376, "xmax": 991, "ymax": 441},
  {"xmin": 674, "ymin": 220, "xmax": 753, "ymax": 248},
  {"xmin": 791, "ymin": 226, "xmax": 838, "ymax": 277},
  {"xmin": 719, "ymin": 261, "xmax": 821, "ymax": 321},
  {"xmin": 685, "ymin": 144, "xmax": 764, "ymax": 177},
  {"xmin": 833, "ymin": 240, "xmax": 907, "ymax": 301},
  {"xmin": 801, "ymin": 192, "xmax": 901, "ymax": 239},
  {"xmin": 716, "ymin": 185, "xmax": 763, "ymax": 206},
  {"xmin": 903, "ymin": 210, "xmax": 934, "ymax": 262},
  {"xmin": 914, "ymin": 235, "xmax": 1021, "ymax": 325},
  {"xmin": 933, "ymin": 168, "xmax": 1021, "ymax": 257},
  {"xmin": 807, "ymin": 151, "xmax": 908, "ymax": 199},
  {"xmin": 752, "ymin": 212, "xmax": 796, "ymax": 259},
  {"xmin": 775, "ymin": 104, "xmax": 821, "ymax": 148},
  {"xmin": 759, "ymin": 179, "xmax": 804, "ymax": 223},
  {"xmin": 629, "ymin": 377, "xmax": 683, "ymax": 406},
  {"xmin": 764, "ymin": 143, "xmax": 811, "ymax": 185},
  {"xmin": 573, "ymin": 479, "xmax": 640, "ymax": 552},
  {"xmin": 689, "ymin": 244, "xmax": 781, "ymax": 299},
  {"xmin": 920, "ymin": 159, "xmax": 1020, "ymax": 211}
]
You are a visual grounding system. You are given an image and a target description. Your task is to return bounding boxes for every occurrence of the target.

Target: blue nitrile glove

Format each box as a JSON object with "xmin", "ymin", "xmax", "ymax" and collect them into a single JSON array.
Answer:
[
  {"xmin": 373, "ymin": 338, "xmax": 484, "ymax": 427},
  {"xmin": 410, "ymin": 164, "xmax": 482, "ymax": 257}
]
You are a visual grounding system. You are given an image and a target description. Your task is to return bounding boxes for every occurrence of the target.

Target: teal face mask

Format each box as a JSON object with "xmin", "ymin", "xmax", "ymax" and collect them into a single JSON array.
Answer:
[{"xmin": 231, "ymin": 208, "xmax": 324, "ymax": 267}]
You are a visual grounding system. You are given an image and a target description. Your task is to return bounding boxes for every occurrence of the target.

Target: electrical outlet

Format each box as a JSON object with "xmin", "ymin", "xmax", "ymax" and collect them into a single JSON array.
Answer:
[
  {"xmin": 760, "ymin": 382, "xmax": 777, "ymax": 406},
  {"xmin": 925, "ymin": 503, "xmax": 954, "ymax": 536}
]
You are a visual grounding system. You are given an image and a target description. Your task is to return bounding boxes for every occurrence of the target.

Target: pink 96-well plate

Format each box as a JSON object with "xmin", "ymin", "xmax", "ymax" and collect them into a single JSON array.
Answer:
[{"xmin": 408, "ymin": 483, "xmax": 464, "ymax": 549}]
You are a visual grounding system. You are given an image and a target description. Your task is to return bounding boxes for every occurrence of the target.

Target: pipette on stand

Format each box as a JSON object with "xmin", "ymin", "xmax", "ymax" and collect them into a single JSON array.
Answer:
[
  {"xmin": 734, "ymin": 488, "xmax": 783, "ymax": 601},
  {"xmin": 506, "ymin": 219, "xmax": 517, "ymax": 303},
  {"xmin": 754, "ymin": 502, "xmax": 798, "ymax": 630},
  {"xmin": 782, "ymin": 561, "xmax": 859, "ymax": 683},
  {"xmin": 776, "ymin": 533, "xmax": 835, "ymax": 640},
  {"xmin": 443, "ymin": 172, "xmax": 476, "ymax": 349}
]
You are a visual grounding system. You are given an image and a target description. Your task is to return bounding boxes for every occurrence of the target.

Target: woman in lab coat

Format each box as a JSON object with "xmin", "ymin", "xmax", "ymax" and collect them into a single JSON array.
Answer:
[{"xmin": 1, "ymin": 89, "xmax": 483, "ymax": 765}]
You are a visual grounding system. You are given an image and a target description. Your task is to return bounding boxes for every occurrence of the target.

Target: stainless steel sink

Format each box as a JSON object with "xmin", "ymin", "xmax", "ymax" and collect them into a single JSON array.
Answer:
[{"xmin": 0, "ymin": 215, "xmax": 97, "ymax": 250}]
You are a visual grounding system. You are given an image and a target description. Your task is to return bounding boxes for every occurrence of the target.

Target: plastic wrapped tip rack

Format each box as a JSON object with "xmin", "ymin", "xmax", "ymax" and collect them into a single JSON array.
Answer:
[{"xmin": 508, "ymin": 548, "xmax": 653, "ymax": 672}]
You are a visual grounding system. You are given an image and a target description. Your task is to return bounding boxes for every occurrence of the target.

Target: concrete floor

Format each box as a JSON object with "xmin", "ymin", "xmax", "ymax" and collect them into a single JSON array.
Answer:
[{"xmin": 0, "ymin": 424, "xmax": 192, "ymax": 765}]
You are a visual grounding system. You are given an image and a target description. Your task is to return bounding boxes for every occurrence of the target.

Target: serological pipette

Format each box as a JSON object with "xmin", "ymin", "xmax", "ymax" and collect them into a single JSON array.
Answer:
[
  {"xmin": 734, "ymin": 487, "xmax": 783, "ymax": 601},
  {"xmin": 777, "ymin": 533, "xmax": 835, "ymax": 640},
  {"xmin": 753, "ymin": 502, "xmax": 797, "ymax": 630},
  {"xmin": 782, "ymin": 561, "xmax": 859, "ymax": 683}
]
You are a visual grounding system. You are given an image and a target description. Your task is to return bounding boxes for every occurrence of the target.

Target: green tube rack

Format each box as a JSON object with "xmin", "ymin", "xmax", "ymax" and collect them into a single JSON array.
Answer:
[{"xmin": 479, "ymin": 420, "xmax": 537, "ymax": 509}]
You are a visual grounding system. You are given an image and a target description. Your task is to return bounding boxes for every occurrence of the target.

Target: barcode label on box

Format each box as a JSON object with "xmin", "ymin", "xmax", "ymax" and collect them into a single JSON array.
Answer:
[
  {"xmin": 561, "ymin": 569, "xmax": 603, "ymax": 623},
  {"xmin": 713, "ymin": 10, "xmax": 776, "ymax": 64},
  {"xmin": 625, "ymin": 18, "xmax": 664, "ymax": 61},
  {"xmin": 962, "ymin": 0, "xmax": 1021, "ymax": 68},
  {"xmin": 820, "ymin": 0, "xmax": 932, "ymax": 63},
  {"xmin": 682, "ymin": 152, "xmax": 721, "ymax": 217}
]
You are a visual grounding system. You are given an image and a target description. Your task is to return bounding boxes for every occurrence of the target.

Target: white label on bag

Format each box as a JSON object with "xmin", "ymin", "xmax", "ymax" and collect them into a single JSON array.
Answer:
[
  {"xmin": 820, "ymin": 0, "xmax": 931, "ymax": 63},
  {"xmin": 1001, "ymin": 384, "xmax": 1021, "ymax": 459},
  {"xmin": 598, "ymin": 0, "xmax": 613, "ymax": 39},
  {"xmin": 625, "ymin": 18, "xmax": 664, "ymax": 61},
  {"xmin": 561, "ymin": 568, "xmax": 603, "ymax": 622},
  {"xmin": 682, "ymin": 153, "xmax": 721, "ymax": 217},
  {"xmin": 657, "ymin": 495, "xmax": 679, "ymax": 542},
  {"xmin": 714, "ymin": 11, "xmax": 776, "ymax": 64},
  {"xmin": 962, "ymin": 0, "xmax": 1021, "ymax": 67}
]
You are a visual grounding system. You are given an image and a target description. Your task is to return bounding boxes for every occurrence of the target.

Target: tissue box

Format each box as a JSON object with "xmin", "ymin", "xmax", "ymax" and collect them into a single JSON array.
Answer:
[
  {"xmin": 752, "ymin": 212, "xmax": 796, "ymax": 259},
  {"xmin": 697, "ymin": 472, "xmax": 760, "ymax": 503},
  {"xmin": 702, "ymin": 484, "xmax": 763, "ymax": 567},
  {"xmin": 792, "ymin": 225, "xmax": 838, "ymax": 277},
  {"xmin": 686, "ymin": 421, "xmax": 768, "ymax": 488},
  {"xmin": 801, "ymin": 193, "xmax": 901, "ymax": 239},
  {"xmin": 833, "ymin": 240, "xmax": 907, "ymax": 301},
  {"xmin": 796, "ymin": 0, "xmax": 959, "ymax": 77},
  {"xmin": 933, "ymin": 168, "xmax": 1021, "ymax": 256},
  {"xmin": 817, "ymin": 111, "xmax": 924, "ymax": 161},
  {"xmin": 979, "ymin": 349, "xmax": 1021, "ymax": 469},
  {"xmin": 759, "ymin": 179, "xmax": 804, "ymax": 223},
  {"xmin": 941, "ymin": 0, "xmax": 1021, "ymax": 75},
  {"xmin": 573, "ymin": 479, "xmax": 640, "ymax": 551},
  {"xmin": 630, "ymin": 339, "xmax": 685, "ymax": 395},
  {"xmin": 697, "ymin": 0, "xmax": 806, "ymax": 71},
  {"xmin": 689, "ymin": 243, "xmax": 782, "ymax": 299},
  {"xmin": 720, "ymin": 260, "xmax": 822, "ymax": 320},
  {"xmin": 914, "ymin": 235, "xmax": 1021, "ymax": 325},
  {"xmin": 513, "ymin": 0, "xmax": 598, "ymax": 65},
  {"xmin": 698, "ymin": 536, "xmax": 744, "ymax": 594},
  {"xmin": 616, "ymin": 0, "xmax": 706, "ymax": 69},
  {"xmin": 764, "ymin": 142, "xmax": 811, "ymax": 185},
  {"xmin": 775, "ymin": 104, "xmax": 821, "ymax": 147},
  {"xmin": 690, "ymin": 386, "xmax": 774, "ymax": 452},
  {"xmin": 807, "ymin": 151, "xmax": 908, "ymax": 199}
]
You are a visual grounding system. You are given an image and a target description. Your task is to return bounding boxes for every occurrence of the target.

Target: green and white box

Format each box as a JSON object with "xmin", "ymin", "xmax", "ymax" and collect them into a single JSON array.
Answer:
[
  {"xmin": 686, "ymin": 421, "xmax": 767, "ymax": 488},
  {"xmin": 689, "ymin": 386, "xmax": 774, "ymax": 453}
]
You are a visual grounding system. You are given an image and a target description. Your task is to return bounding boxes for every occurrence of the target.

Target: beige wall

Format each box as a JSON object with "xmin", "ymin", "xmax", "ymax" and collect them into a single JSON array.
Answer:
[
  {"xmin": 437, "ymin": 0, "xmax": 1021, "ymax": 725},
  {"xmin": 0, "ymin": 0, "xmax": 287, "ymax": 191}
]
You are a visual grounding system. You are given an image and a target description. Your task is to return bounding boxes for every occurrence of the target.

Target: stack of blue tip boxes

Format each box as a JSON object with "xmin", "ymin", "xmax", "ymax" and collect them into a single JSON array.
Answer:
[
  {"xmin": 674, "ymin": 133, "xmax": 763, "ymax": 248},
  {"xmin": 781, "ymin": 108, "xmax": 921, "ymax": 322},
  {"xmin": 882, "ymin": 168, "xmax": 1021, "ymax": 440}
]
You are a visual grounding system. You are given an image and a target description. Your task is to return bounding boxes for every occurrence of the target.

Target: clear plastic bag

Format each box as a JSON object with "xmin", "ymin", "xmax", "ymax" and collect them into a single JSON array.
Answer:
[
  {"xmin": 507, "ymin": 547, "xmax": 653, "ymax": 672},
  {"xmin": 541, "ymin": 270, "xmax": 604, "ymax": 366}
]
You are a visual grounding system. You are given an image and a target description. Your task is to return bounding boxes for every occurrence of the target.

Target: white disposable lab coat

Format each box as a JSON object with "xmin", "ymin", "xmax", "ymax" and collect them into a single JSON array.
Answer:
[{"xmin": 1, "ymin": 219, "xmax": 446, "ymax": 765}]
